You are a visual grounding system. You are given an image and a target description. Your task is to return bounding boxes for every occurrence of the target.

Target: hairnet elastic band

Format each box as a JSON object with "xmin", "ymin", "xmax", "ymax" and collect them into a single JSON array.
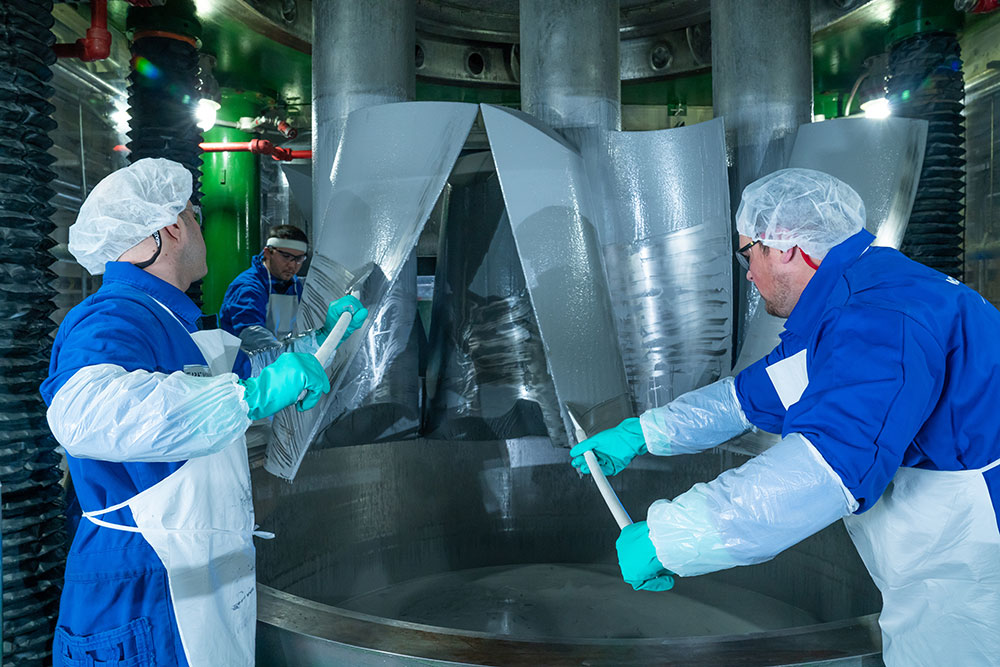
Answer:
[
  {"xmin": 266, "ymin": 238, "xmax": 308, "ymax": 253},
  {"xmin": 132, "ymin": 230, "xmax": 162, "ymax": 270}
]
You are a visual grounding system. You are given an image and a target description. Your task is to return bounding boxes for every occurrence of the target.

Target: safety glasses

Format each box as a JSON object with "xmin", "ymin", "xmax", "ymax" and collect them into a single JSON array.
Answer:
[
  {"xmin": 735, "ymin": 239, "xmax": 761, "ymax": 271},
  {"xmin": 270, "ymin": 247, "xmax": 308, "ymax": 264}
]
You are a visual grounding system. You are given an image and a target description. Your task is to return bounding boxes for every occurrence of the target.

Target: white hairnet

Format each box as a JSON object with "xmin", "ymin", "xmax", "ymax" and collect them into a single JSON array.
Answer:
[
  {"xmin": 735, "ymin": 168, "xmax": 866, "ymax": 260},
  {"xmin": 69, "ymin": 158, "xmax": 192, "ymax": 275}
]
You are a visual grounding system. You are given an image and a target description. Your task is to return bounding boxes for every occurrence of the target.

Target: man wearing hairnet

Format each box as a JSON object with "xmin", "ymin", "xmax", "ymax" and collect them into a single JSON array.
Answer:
[
  {"xmin": 40, "ymin": 158, "xmax": 367, "ymax": 666},
  {"xmin": 572, "ymin": 168, "xmax": 1000, "ymax": 666}
]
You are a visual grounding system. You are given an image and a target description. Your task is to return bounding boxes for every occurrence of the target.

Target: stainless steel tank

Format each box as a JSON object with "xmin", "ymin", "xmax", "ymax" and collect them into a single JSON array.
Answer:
[{"xmin": 253, "ymin": 438, "xmax": 883, "ymax": 666}]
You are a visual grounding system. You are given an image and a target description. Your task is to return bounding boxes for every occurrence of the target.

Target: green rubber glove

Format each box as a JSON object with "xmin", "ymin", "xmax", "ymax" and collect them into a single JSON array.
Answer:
[
  {"xmin": 319, "ymin": 295, "xmax": 368, "ymax": 347},
  {"xmin": 569, "ymin": 417, "xmax": 647, "ymax": 476},
  {"xmin": 616, "ymin": 521, "xmax": 676, "ymax": 592},
  {"xmin": 239, "ymin": 352, "xmax": 331, "ymax": 420}
]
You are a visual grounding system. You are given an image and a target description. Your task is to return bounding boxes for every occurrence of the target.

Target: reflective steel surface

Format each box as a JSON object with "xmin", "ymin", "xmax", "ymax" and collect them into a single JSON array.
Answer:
[
  {"xmin": 482, "ymin": 104, "xmax": 633, "ymax": 442},
  {"xmin": 254, "ymin": 439, "xmax": 883, "ymax": 665},
  {"xmin": 265, "ymin": 101, "xmax": 478, "ymax": 480},
  {"xmin": 425, "ymin": 152, "xmax": 560, "ymax": 442},
  {"xmin": 583, "ymin": 118, "xmax": 732, "ymax": 411}
]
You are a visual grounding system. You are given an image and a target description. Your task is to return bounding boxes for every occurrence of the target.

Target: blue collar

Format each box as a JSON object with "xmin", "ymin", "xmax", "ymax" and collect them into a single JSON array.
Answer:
[
  {"xmin": 103, "ymin": 262, "xmax": 203, "ymax": 330},
  {"xmin": 782, "ymin": 229, "xmax": 875, "ymax": 339}
]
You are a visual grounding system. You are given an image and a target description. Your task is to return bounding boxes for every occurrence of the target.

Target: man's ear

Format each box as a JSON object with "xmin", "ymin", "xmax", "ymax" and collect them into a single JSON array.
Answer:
[
  {"xmin": 780, "ymin": 247, "xmax": 800, "ymax": 265},
  {"xmin": 162, "ymin": 220, "xmax": 183, "ymax": 243}
]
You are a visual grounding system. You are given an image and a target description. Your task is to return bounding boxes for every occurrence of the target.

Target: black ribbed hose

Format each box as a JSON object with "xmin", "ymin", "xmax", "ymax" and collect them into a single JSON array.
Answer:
[
  {"xmin": 887, "ymin": 31, "xmax": 966, "ymax": 279},
  {"xmin": 0, "ymin": 1, "xmax": 66, "ymax": 664},
  {"xmin": 126, "ymin": 3, "xmax": 203, "ymax": 303}
]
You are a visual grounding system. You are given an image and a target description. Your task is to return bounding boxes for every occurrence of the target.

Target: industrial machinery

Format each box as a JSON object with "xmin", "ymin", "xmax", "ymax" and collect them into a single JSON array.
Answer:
[{"xmin": 2, "ymin": 0, "xmax": 999, "ymax": 665}]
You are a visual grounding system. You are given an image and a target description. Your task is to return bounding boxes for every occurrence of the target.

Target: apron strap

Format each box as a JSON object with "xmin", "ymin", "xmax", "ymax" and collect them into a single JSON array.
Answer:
[
  {"xmin": 82, "ymin": 497, "xmax": 144, "ymax": 533},
  {"xmin": 977, "ymin": 456, "xmax": 1000, "ymax": 474}
]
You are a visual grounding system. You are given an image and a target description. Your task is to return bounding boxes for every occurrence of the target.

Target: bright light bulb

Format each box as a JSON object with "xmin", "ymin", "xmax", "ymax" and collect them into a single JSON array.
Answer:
[
  {"xmin": 861, "ymin": 97, "xmax": 891, "ymax": 119},
  {"xmin": 196, "ymin": 98, "xmax": 221, "ymax": 131}
]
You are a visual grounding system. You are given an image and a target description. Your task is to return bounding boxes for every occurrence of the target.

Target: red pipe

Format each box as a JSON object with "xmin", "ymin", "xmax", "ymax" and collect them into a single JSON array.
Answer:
[
  {"xmin": 54, "ymin": 0, "xmax": 112, "ymax": 62},
  {"xmin": 957, "ymin": 0, "xmax": 999, "ymax": 11},
  {"xmin": 199, "ymin": 139, "xmax": 312, "ymax": 161}
]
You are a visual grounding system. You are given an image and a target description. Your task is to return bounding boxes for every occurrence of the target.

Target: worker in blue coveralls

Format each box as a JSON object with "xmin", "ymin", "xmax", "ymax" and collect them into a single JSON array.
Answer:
[
  {"xmin": 571, "ymin": 168, "xmax": 1000, "ymax": 667},
  {"xmin": 219, "ymin": 223, "xmax": 310, "ymax": 349},
  {"xmin": 40, "ymin": 158, "xmax": 367, "ymax": 667}
]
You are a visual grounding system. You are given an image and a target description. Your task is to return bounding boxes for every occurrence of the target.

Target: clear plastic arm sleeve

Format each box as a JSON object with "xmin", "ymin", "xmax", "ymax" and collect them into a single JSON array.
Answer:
[
  {"xmin": 639, "ymin": 376, "xmax": 754, "ymax": 456},
  {"xmin": 241, "ymin": 325, "xmax": 321, "ymax": 377},
  {"xmin": 47, "ymin": 363, "xmax": 252, "ymax": 462},
  {"xmin": 647, "ymin": 433, "xmax": 859, "ymax": 577}
]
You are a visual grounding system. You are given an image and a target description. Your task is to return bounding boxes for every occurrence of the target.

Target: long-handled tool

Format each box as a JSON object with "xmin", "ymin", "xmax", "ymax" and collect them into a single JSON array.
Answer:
[
  {"xmin": 298, "ymin": 261, "xmax": 375, "ymax": 401},
  {"xmin": 566, "ymin": 406, "xmax": 633, "ymax": 529}
]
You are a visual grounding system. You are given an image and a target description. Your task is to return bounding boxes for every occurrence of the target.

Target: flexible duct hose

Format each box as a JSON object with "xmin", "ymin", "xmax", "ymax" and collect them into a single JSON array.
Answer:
[{"xmin": 0, "ymin": 1, "xmax": 66, "ymax": 664}]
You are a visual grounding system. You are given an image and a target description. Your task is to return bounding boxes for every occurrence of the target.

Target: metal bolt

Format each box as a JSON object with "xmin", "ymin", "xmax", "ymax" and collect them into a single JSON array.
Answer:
[{"xmin": 650, "ymin": 43, "xmax": 672, "ymax": 71}]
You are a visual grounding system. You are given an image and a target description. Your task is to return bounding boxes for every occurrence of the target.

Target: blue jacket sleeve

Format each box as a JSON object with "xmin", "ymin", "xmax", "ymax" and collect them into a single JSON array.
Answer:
[
  {"xmin": 219, "ymin": 278, "xmax": 268, "ymax": 337},
  {"xmin": 42, "ymin": 299, "xmax": 162, "ymax": 403},
  {"xmin": 784, "ymin": 306, "xmax": 944, "ymax": 511},
  {"xmin": 735, "ymin": 340, "xmax": 792, "ymax": 434}
]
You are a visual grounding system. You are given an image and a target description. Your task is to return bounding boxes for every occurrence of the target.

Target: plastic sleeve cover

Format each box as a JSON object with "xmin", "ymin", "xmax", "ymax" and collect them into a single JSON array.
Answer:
[
  {"xmin": 47, "ymin": 363, "xmax": 252, "ymax": 462},
  {"xmin": 639, "ymin": 376, "xmax": 754, "ymax": 456},
  {"xmin": 647, "ymin": 433, "xmax": 858, "ymax": 577},
  {"xmin": 243, "ymin": 327, "xmax": 321, "ymax": 378}
]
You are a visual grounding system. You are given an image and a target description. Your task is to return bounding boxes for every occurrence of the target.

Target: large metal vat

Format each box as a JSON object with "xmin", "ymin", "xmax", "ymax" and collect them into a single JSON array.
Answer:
[{"xmin": 253, "ymin": 438, "xmax": 883, "ymax": 665}]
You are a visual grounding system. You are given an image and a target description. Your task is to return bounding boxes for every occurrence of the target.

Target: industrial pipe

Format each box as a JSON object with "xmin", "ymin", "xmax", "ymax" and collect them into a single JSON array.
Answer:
[
  {"xmin": 199, "ymin": 139, "xmax": 311, "ymax": 161},
  {"xmin": 955, "ymin": 0, "xmax": 999, "ymax": 12},
  {"xmin": 54, "ymin": 0, "xmax": 111, "ymax": 61},
  {"xmin": 520, "ymin": 0, "xmax": 622, "ymax": 131}
]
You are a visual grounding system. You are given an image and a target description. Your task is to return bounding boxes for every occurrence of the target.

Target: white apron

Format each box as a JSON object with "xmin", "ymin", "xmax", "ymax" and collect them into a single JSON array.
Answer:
[
  {"xmin": 82, "ymin": 322, "xmax": 264, "ymax": 667},
  {"xmin": 266, "ymin": 289, "xmax": 299, "ymax": 339},
  {"xmin": 767, "ymin": 350, "xmax": 1000, "ymax": 667}
]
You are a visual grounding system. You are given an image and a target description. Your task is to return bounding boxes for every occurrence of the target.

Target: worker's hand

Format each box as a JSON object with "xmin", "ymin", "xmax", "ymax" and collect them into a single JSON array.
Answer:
[
  {"xmin": 239, "ymin": 352, "xmax": 331, "ymax": 419},
  {"xmin": 616, "ymin": 521, "xmax": 675, "ymax": 592},
  {"xmin": 319, "ymin": 295, "xmax": 368, "ymax": 347},
  {"xmin": 570, "ymin": 417, "xmax": 647, "ymax": 476}
]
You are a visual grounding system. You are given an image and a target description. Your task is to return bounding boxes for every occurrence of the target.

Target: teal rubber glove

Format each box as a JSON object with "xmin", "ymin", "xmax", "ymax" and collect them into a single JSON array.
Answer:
[
  {"xmin": 239, "ymin": 352, "xmax": 331, "ymax": 419},
  {"xmin": 616, "ymin": 521, "xmax": 676, "ymax": 592},
  {"xmin": 570, "ymin": 417, "xmax": 647, "ymax": 476},
  {"xmin": 319, "ymin": 295, "xmax": 368, "ymax": 347}
]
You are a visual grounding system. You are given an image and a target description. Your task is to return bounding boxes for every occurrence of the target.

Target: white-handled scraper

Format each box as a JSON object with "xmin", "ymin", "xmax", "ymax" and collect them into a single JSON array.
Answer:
[
  {"xmin": 298, "ymin": 262, "xmax": 374, "ymax": 401},
  {"xmin": 566, "ymin": 407, "xmax": 633, "ymax": 529}
]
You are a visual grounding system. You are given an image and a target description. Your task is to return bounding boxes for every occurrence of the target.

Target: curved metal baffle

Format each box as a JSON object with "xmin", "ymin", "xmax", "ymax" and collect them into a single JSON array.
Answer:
[
  {"xmin": 581, "ymin": 118, "xmax": 733, "ymax": 412},
  {"xmin": 264, "ymin": 101, "xmax": 478, "ymax": 482},
  {"xmin": 481, "ymin": 104, "xmax": 633, "ymax": 443},
  {"xmin": 0, "ymin": 1, "xmax": 65, "ymax": 663},
  {"xmin": 425, "ymin": 151, "xmax": 559, "ymax": 442}
]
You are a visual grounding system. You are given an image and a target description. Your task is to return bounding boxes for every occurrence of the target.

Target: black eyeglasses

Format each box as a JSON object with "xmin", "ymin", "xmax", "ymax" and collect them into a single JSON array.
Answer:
[
  {"xmin": 269, "ymin": 247, "xmax": 308, "ymax": 264},
  {"xmin": 735, "ymin": 239, "xmax": 761, "ymax": 271}
]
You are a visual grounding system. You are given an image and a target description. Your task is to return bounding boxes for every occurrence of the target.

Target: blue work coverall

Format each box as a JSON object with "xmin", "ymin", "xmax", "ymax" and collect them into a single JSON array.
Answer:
[
  {"xmin": 41, "ymin": 262, "xmax": 250, "ymax": 666},
  {"xmin": 735, "ymin": 228, "xmax": 1000, "ymax": 516},
  {"xmin": 219, "ymin": 252, "xmax": 303, "ymax": 336}
]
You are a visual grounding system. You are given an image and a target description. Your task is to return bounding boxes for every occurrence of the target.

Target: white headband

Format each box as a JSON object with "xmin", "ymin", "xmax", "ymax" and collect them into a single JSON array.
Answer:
[{"xmin": 266, "ymin": 238, "xmax": 308, "ymax": 253}]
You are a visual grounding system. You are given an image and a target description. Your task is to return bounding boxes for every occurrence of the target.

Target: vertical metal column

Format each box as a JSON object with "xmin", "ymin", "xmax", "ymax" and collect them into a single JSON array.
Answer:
[
  {"xmin": 519, "ymin": 0, "xmax": 621, "ymax": 131},
  {"xmin": 311, "ymin": 0, "xmax": 415, "ymax": 243},
  {"xmin": 711, "ymin": 0, "xmax": 812, "ymax": 357}
]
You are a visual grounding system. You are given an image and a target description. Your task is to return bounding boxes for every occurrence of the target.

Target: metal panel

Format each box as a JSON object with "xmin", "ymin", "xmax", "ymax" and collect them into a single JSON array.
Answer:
[
  {"xmin": 731, "ymin": 117, "xmax": 928, "ymax": 453},
  {"xmin": 481, "ymin": 104, "xmax": 632, "ymax": 442},
  {"xmin": 582, "ymin": 118, "xmax": 732, "ymax": 411},
  {"xmin": 425, "ymin": 152, "xmax": 559, "ymax": 441},
  {"xmin": 264, "ymin": 101, "xmax": 478, "ymax": 481}
]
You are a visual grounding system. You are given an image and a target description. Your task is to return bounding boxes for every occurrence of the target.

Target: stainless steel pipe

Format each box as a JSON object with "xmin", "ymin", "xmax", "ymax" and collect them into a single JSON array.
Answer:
[{"xmin": 519, "ymin": 0, "xmax": 621, "ymax": 131}]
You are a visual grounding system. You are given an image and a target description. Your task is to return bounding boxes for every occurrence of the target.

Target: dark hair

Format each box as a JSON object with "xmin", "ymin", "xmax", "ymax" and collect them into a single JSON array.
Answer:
[{"xmin": 267, "ymin": 224, "xmax": 307, "ymax": 244}]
